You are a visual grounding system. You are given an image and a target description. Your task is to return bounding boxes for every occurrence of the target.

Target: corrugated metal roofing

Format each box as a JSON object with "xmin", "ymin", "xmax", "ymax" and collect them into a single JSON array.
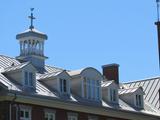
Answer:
[
  {"xmin": 101, "ymin": 80, "xmax": 114, "ymax": 87},
  {"xmin": 118, "ymin": 87, "xmax": 142, "ymax": 95},
  {"xmin": 37, "ymin": 71, "xmax": 62, "ymax": 80},
  {"xmin": 2, "ymin": 62, "xmax": 29, "ymax": 73},
  {"xmin": 124, "ymin": 77, "xmax": 160, "ymax": 111}
]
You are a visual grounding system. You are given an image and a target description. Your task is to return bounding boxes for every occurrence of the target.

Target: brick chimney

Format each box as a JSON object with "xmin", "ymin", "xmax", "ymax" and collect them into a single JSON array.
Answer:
[{"xmin": 102, "ymin": 63, "xmax": 119, "ymax": 84}]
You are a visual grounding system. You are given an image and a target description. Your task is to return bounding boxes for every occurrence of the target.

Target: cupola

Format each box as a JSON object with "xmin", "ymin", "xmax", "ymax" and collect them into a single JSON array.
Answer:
[{"xmin": 16, "ymin": 8, "xmax": 48, "ymax": 73}]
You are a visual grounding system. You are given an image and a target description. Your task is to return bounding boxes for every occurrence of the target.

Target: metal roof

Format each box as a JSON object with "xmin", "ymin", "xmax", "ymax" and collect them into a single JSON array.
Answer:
[
  {"xmin": 2, "ymin": 62, "xmax": 29, "ymax": 73},
  {"xmin": 124, "ymin": 77, "xmax": 160, "ymax": 111},
  {"xmin": 0, "ymin": 55, "xmax": 159, "ymax": 116},
  {"xmin": 118, "ymin": 87, "xmax": 144, "ymax": 95},
  {"xmin": 101, "ymin": 80, "xmax": 114, "ymax": 87},
  {"xmin": 37, "ymin": 71, "xmax": 62, "ymax": 80},
  {"xmin": 16, "ymin": 28, "xmax": 48, "ymax": 40}
]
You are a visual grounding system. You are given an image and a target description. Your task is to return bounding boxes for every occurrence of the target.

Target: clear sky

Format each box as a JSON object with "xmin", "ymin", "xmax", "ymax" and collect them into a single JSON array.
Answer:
[{"xmin": 0, "ymin": 0, "xmax": 159, "ymax": 82}]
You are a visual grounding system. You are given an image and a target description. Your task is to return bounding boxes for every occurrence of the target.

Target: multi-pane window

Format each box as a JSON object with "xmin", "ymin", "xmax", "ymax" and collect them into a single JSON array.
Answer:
[
  {"xmin": 20, "ymin": 108, "xmax": 31, "ymax": 120},
  {"xmin": 88, "ymin": 116, "xmax": 98, "ymax": 120},
  {"xmin": 68, "ymin": 115, "xmax": 78, "ymax": 120},
  {"xmin": 45, "ymin": 112, "xmax": 55, "ymax": 120},
  {"xmin": 60, "ymin": 79, "xmax": 68, "ymax": 93},
  {"xmin": 110, "ymin": 89, "xmax": 117, "ymax": 102},
  {"xmin": 136, "ymin": 94, "xmax": 143, "ymax": 107},
  {"xmin": 83, "ymin": 78, "xmax": 101, "ymax": 101},
  {"xmin": 24, "ymin": 71, "xmax": 34, "ymax": 87}
]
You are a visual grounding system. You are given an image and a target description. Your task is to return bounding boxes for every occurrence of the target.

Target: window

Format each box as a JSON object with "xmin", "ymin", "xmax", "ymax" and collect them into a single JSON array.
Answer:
[
  {"xmin": 136, "ymin": 94, "xmax": 143, "ymax": 107},
  {"xmin": 67, "ymin": 113, "xmax": 78, "ymax": 120},
  {"xmin": 20, "ymin": 108, "xmax": 31, "ymax": 120},
  {"xmin": 45, "ymin": 112, "xmax": 55, "ymax": 120},
  {"xmin": 68, "ymin": 115, "xmax": 78, "ymax": 120},
  {"xmin": 88, "ymin": 116, "xmax": 98, "ymax": 120},
  {"xmin": 60, "ymin": 79, "xmax": 68, "ymax": 94},
  {"xmin": 24, "ymin": 71, "xmax": 34, "ymax": 87},
  {"xmin": 83, "ymin": 78, "xmax": 101, "ymax": 101},
  {"xmin": 110, "ymin": 89, "xmax": 117, "ymax": 103}
]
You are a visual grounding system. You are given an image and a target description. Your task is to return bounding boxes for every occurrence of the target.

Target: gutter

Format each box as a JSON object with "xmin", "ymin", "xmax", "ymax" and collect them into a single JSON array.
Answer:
[{"xmin": 6, "ymin": 90, "xmax": 160, "ymax": 120}]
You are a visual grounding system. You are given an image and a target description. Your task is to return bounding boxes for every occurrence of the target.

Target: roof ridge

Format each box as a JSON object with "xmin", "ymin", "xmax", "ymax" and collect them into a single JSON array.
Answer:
[
  {"xmin": 45, "ymin": 64, "xmax": 64, "ymax": 70},
  {"xmin": 0, "ymin": 54, "xmax": 16, "ymax": 60},
  {"xmin": 124, "ymin": 76, "xmax": 160, "ymax": 84}
]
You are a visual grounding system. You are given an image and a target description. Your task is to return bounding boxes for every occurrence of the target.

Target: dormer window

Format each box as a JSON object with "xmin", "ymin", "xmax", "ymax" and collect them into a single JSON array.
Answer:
[
  {"xmin": 135, "ymin": 94, "xmax": 143, "ymax": 108},
  {"xmin": 60, "ymin": 79, "xmax": 67, "ymax": 93},
  {"xmin": 83, "ymin": 79, "xmax": 101, "ymax": 101},
  {"xmin": 24, "ymin": 71, "xmax": 34, "ymax": 87},
  {"xmin": 110, "ymin": 88, "xmax": 117, "ymax": 103},
  {"xmin": 59, "ymin": 78, "xmax": 70, "ymax": 95}
]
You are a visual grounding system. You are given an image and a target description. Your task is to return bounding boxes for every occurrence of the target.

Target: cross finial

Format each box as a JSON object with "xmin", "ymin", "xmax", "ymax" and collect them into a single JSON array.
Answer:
[
  {"xmin": 156, "ymin": 0, "xmax": 160, "ymax": 21},
  {"xmin": 28, "ymin": 8, "xmax": 36, "ymax": 30}
]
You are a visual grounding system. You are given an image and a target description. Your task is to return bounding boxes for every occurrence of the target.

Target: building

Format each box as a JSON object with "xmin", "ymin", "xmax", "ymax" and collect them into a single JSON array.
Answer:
[{"xmin": 0, "ymin": 9, "xmax": 160, "ymax": 120}]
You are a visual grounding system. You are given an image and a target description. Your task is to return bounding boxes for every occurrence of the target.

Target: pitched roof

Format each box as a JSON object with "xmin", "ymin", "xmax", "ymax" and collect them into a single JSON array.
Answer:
[
  {"xmin": 124, "ymin": 77, "xmax": 160, "ymax": 111},
  {"xmin": 37, "ymin": 71, "xmax": 62, "ymax": 80},
  {"xmin": 118, "ymin": 87, "xmax": 144, "ymax": 95},
  {"xmin": 2, "ymin": 62, "xmax": 30, "ymax": 73},
  {"xmin": 0, "ymin": 54, "xmax": 159, "ymax": 117},
  {"xmin": 101, "ymin": 80, "xmax": 114, "ymax": 87}
]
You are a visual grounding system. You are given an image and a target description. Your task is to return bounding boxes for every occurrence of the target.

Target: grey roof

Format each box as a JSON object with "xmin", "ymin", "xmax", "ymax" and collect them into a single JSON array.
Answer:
[
  {"xmin": 37, "ymin": 71, "xmax": 62, "ymax": 80},
  {"xmin": 119, "ymin": 87, "xmax": 144, "ymax": 95},
  {"xmin": 101, "ymin": 80, "xmax": 114, "ymax": 87},
  {"xmin": 0, "ymin": 55, "xmax": 159, "ymax": 117},
  {"xmin": 2, "ymin": 62, "xmax": 29, "ymax": 73},
  {"xmin": 124, "ymin": 77, "xmax": 160, "ymax": 111},
  {"xmin": 16, "ymin": 28, "xmax": 48, "ymax": 40}
]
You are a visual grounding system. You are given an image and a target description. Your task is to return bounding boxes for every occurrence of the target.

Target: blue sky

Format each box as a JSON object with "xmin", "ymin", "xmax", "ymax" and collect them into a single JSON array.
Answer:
[{"xmin": 0, "ymin": 0, "xmax": 159, "ymax": 82}]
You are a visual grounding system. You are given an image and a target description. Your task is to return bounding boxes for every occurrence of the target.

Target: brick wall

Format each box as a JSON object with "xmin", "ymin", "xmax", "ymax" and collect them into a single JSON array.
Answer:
[{"xmin": 0, "ymin": 101, "xmax": 129, "ymax": 120}]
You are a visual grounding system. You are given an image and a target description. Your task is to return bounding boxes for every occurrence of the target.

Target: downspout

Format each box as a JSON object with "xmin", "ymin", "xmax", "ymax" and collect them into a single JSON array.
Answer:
[{"xmin": 10, "ymin": 93, "xmax": 17, "ymax": 120}]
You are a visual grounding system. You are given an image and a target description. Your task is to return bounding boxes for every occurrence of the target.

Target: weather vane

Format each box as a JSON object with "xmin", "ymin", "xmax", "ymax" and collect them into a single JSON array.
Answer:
[
  {"xmin": 28, "ymin": 8, "xmax": 36, "ymax": 30},
  {"xmin": 156, "ymin": 0, "xmax": 160, "ymax": 21}
]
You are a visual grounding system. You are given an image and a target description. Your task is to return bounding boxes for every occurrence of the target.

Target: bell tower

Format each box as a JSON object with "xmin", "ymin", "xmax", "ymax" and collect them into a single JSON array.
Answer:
[{"xmin": 16, "ymin": 8, "xmax": 48, "ymax": 73}]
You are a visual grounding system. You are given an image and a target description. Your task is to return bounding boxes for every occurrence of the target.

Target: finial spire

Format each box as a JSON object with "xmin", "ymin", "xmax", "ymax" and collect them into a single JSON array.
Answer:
[
  {"xmin": 156, "ymin": 0, "xmax": 160, "ymax": 21},
  {"xmin": 28, "ymin": 8, "xmax": 36, "ymax": 30}
]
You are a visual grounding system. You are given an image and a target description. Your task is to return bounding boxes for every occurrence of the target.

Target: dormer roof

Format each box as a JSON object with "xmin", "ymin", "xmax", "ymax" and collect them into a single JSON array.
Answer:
[
  {"xmin": 101, "ymin": 80, "xmax": 115, "ymax": 88},
  {"xmin": 16, "ymin": 28, "xmax": 48, "ymax": 40},
  {"xmin": 2, "ymin": 62, "xmax": 37, "ymax": 73},
  {"xmin": 119, "ymin": 87, "xmax": 145, "ymax": 95},
  {"xmin": 37, "ymin": 70, "xmax": 71, "ymax": 81}
]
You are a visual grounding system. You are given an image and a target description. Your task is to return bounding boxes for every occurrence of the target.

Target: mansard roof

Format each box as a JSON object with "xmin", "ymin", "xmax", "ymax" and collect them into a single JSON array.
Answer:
[
  {"xmin": 16, "ymin": 28, "xmax": 48, "ymax": 40},
  {"xmin": 124, "ymin": 77, "xmax": 160, "ymax": 111},
  {"xmin": 0, "ymin": 55, "xmax": 159, "ymax": 118}
]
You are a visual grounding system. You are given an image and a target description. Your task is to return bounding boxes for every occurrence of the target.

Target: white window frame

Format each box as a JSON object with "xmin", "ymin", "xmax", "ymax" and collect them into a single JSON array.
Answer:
[
  {"xmin": 83, "ymin": 78, "xmax": 101, "ymax": 101},
  {"xmin": 110, "ymin": 88, "xmax": 117, "ymax": 103},
  {"xmin": 67, "ymin": 112, "xmax": 78, "ymax": 120},
  {"xmin": 20, "ymin": 106, "xmax": 31, "ymax": 120},
  {"xmin": 88, "ymin": 115, "xmax": 98, "ymax": 120},
  {"xmin": 59, "ymin": 78, "xmax": 69, "ymax": 94},
  {"xmin": 24, "ymin": 71, "xmax": 34, "ymax": 87},
  {"xmin": 135, "ymin": 94, "xmax": 143, "ymax": 108},
  {"xmin": 45, "ymin": 112, "xmax": 55, "ymax": 120}
]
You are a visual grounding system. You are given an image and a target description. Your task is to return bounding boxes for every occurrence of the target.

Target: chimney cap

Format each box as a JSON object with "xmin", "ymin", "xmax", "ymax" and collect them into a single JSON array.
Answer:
[{"xmin": 102, "ymin": 63, "xmax": 119, "ymax": 68}]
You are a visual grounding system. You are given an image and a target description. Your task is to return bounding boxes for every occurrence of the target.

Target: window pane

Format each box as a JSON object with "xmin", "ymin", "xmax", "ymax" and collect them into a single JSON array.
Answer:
[
  {"xmin": 20, "ymin": 110, "xmax": 24, "ymax": 117},
  {"xmin": 29, "ymin": 72, "xmax": 33, "ymax": 86},
  {"xmin": 25, "ymin": 111, "xmax": 29, "ymax": 118},
  {"xmin": 60, "ymin": 79, "xmax": 63, "ymax": 92},
  {"xmin": 25, "ymin": 72, "xmax": 28, "ymax": 85},
  {"xmin": 113, "ymin": 90, "xmax": 116, "ymax": 102},
  {"xmin": 63, "ymin": 79, "xmax": 67, "ymax": 92}
]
